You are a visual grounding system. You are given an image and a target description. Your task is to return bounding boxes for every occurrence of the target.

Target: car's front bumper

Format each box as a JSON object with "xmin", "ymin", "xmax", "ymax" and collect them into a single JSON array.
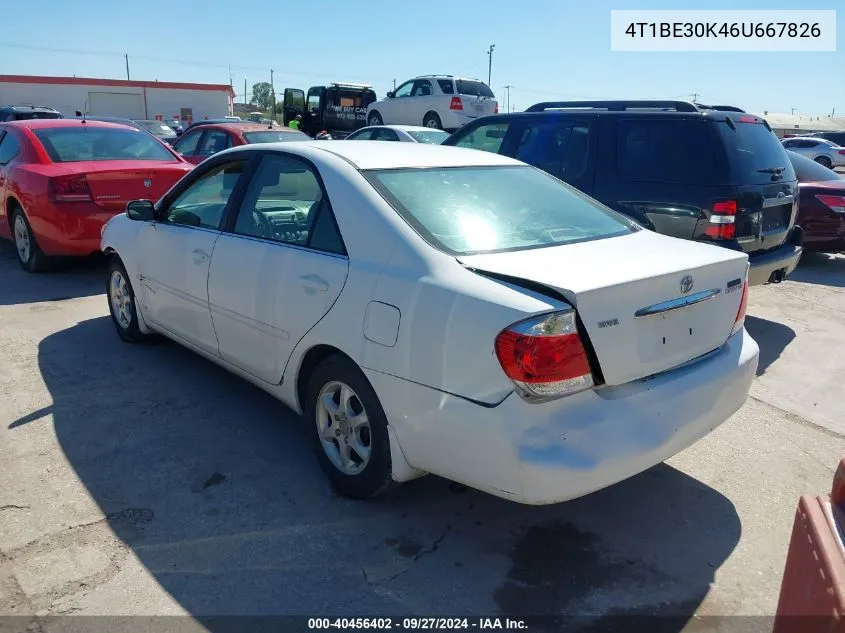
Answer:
[{"xmin": 367, "ymin": 328, "xmax": 759, "ymax": 505}]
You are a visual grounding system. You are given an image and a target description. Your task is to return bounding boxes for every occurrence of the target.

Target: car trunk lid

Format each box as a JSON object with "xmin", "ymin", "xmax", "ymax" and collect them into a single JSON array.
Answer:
[
  {"xmin": 62, "ymin": 161, "xmax": 192, "ymax": 211},
  {"xmin": 458, "ymin": 230, "xmax": 749, "ymax": 386}
]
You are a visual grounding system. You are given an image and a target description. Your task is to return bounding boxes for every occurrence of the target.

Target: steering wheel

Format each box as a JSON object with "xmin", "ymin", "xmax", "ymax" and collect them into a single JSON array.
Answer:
[{"xmin": 252, "ymin": 211, "xmax": 274, "ymax": 239}]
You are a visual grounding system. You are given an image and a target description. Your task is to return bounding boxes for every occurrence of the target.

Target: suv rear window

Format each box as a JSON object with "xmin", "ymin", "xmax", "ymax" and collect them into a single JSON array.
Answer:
[
  {"xmin": 715, "ymin": 119, "xmax": 796, "ymax": 184},
  {"xmin": 455, "ymin": 80, "xmax": 495, "ymax": 98},
  {"xmin": 365, "ymin": 165, "xmax": 634, "ymax": 256},
  {"xmin": 10, "ymin": 111, "xmax": 62, "ymax": 120},
  {"xmin": 617, "ymin": 119, "xmax": 718, "ymax": 185}
]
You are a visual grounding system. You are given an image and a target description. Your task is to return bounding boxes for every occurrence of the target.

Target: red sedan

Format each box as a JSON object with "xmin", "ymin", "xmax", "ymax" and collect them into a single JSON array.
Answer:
[
  {"xmin": 787, "ymin": 150, "xmax": 845, "ymax": 253},
  {"xmin": 0, "ymin": 119, "xmax": 192, "ymax": 272},
  {"xmin": 172, "ymin": 122, "xmax": 309, "ymax": 165}
]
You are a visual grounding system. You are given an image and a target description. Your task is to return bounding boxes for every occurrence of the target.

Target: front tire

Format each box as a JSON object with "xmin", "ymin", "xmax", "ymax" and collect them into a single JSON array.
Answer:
[
  {"xmin": 12, "ymin": 207, "xmax": 51, "ymax": 273},
  {"xmin": 423, "ymin": 112, "xmax": 442, "ymax": 129},
  {"xmin": 367, "ymin": 111, "xmax": 383, "ymax": 127},
  {"xmin": 107, "ymin": 258, "xmax": 152, "ymax": 343},
  {"xmin": 815, "ymin": 155, "xmax": 833, "ymax": 169},
  {"xmin": 306, "ymin": 354, "xmax": 397, "ymax": 499}
]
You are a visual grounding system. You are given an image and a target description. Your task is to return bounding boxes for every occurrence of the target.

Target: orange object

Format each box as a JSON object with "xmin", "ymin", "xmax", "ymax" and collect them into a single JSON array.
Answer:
[{"xmin": 772, "ymin": 458, "xmax": 845, "ymax": 633}]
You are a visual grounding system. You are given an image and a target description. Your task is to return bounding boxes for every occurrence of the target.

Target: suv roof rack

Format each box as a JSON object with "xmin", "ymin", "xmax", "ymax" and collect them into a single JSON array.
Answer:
[
  {"xmin": 330, "ymin": 82, "xmax": 373, "ymax": 90},
  {"xmin": 525, "ymin": 100, "xmax": 701, "ymax": 113},
  {"xmin": 696, "ymin": 104, "xmax": 746, "ymax": 113}
]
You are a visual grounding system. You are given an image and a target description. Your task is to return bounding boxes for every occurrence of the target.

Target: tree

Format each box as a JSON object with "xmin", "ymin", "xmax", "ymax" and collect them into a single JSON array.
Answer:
[{"xmin": 250, "ymin": 82, "xmax": 273, "ymax": 110}]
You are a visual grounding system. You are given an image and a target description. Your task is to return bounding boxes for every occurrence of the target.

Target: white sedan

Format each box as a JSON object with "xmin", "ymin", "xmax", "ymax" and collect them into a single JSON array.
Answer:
[
  {"xmin": 344, "ymin": 125, "xmax": 449, "ymax": 144},
  {"xmin": 101, "ymin": 141, "xmax": 759, "ymax": 505}
]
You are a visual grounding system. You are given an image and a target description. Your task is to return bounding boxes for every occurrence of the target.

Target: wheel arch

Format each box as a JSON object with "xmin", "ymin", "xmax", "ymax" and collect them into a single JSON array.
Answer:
[{"xmin": 294, "ymin": 344, "xmax": 355, "ymax": 413}]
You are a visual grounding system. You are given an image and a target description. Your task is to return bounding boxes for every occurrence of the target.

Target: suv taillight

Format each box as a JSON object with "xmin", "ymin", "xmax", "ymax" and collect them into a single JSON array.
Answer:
[
  {"xmin": 705, "ymin": 199, "xmax": 737, "ymax": 240},
  {"xmin": 731, "ymin": 266, "xmax": 750, "ymax": 336},
  {"xmin": 449, "ymin": 97, "xmax": 463, "ymax": 111},
  {"xmin": 494, "ymin": 103, "xmax": 499, "ymax": 114},
  {"xmin": 494, "ymin": 310, "xmax": 594, "ymax": 400},
  {"xmin": 48, "ymin": 174, "xmax": 92, "ymax": 203}
]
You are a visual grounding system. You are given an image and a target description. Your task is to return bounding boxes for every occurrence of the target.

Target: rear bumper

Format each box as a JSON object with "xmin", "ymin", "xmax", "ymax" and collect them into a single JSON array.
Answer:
[
  {"xmin": 748, "ymin": 242, "xmax": 803, "ymax": 286},
  {"xmin": 440, "ymin": 110, "xmax": 487, "ymax": 131},
  {"xmin": 29, "ymin": 203, "xmax": 122, "ymax": 257},
  {"xmin": 367, "ymin": 328, "xmax": 759, "ymax": 505}
]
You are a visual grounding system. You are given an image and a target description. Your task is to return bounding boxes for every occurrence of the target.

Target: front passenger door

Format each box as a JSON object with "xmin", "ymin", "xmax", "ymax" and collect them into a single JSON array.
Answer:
[{"xmin": 137, "ymin": 160, "xmax": 248, "ymax": 354}]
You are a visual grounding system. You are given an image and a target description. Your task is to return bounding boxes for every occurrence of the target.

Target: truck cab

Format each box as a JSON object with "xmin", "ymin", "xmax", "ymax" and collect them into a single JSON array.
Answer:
[{"xmin": 283, "ymin": 83, "xmax": 377, "ymax": 138}]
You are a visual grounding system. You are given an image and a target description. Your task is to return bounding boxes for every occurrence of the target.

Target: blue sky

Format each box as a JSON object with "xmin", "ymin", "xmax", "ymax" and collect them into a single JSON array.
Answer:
[{"xmin": 1, "ymin": 0, "xmax": 842, "ymax": 115}]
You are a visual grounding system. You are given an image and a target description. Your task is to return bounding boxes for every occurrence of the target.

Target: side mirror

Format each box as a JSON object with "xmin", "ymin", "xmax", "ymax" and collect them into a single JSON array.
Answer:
[
  {"xmin": 386, "ymin": 91, "xmax": 395, "ymax": 99},
  {"xmin": 126, "ymin": 199, "xmax": 156, "ymax": 221}
]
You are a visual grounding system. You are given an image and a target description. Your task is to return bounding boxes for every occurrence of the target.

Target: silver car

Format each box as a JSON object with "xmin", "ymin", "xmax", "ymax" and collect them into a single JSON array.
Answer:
[{"xmin": 781, "ymin": 136, "xmax": 845, "ymax": 170}]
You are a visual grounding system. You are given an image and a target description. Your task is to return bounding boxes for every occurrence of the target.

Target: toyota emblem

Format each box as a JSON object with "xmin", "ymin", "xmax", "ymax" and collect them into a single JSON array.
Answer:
[
  {"xmin": 143, "ymin": 179, "xmax": 152, "ymax": 188},
  {"xmin": 679, "ymin": 274, "xmax": 694, "ymax": 294}
]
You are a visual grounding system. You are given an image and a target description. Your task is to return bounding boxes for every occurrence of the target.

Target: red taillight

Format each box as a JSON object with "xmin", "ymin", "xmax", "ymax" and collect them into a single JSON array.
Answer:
[
  {"xmin": 706, "ymin": 199, "xmax": 738, "ymax": 240},
  {"xmin": 816, "ymin": 194, "xmax": 845, "ymax": 214},
  {"xmin": 494, "ymin": 310, "xmax": 594, "ymax": 400},
  {"xmin": 49, "ymin": 174, "xmax": 92, "ymax": 203},
  {"xmin": 731, "ymin": 273, "xmax": 749, "ymax": 336},
  {"xmin": 739, "ymin": 115, "xmax": 758, "ymax": 123},
  {"xmin": 838, "ymin": 149, "xmax": 845, "ymax": 155},
  {"xmin": 494, "ymin": 103, "xmax": 499, "ymax": 114},
  {"xmin": 449, "ymin": 96, "xmax": 463, "ymax": 111}
]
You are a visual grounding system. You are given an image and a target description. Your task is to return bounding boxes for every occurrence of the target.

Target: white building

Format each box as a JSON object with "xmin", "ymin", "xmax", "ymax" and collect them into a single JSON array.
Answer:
[
  {"xmin": 752, "ymin": 111, "xmax": 845, "ymax": 138},
  {"xmin": 0, "ymin": 74, "xmax": 234, "ymax": 126}
]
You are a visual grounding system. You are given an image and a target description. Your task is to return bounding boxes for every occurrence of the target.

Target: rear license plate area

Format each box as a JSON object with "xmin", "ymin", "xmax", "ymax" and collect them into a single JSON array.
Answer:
[
  {"xmin": 637, "ymin": 309, "xmax": 706, "ymax": 363},
  {"xmin": 763, "ymin": 204, "xmax": 790, "ymax": 231}
]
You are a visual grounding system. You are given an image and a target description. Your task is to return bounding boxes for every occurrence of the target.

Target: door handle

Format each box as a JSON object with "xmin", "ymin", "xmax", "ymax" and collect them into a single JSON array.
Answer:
[
  {"xmin": 299, "ymin": 274, "xmax": 329, "ymax": 292},
  {"xmin": 192, "ymin": 249, "xmax": 209, "ymax": 264}
]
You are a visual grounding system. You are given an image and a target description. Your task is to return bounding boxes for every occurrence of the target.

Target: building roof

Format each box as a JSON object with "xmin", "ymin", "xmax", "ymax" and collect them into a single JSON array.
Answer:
[
  {"xmin": 754, "ymin": 112, "xmax": 845, "ymax": 132},
  {"xmin": 0, "ymin": 74, "xmax": 235, "ymax": 97}
]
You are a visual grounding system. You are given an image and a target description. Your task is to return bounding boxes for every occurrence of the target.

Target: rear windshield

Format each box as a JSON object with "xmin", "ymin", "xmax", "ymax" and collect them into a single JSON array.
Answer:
[
  {"xmin": 15, "ymin": 111, "xmax": 62, "ymax": 120},
  {"xmin": 715, "ymin": 119, "xmax": 796, "ymax": 184},
  {"xmin": 135, "ymin": 120, "xmax": 177, "ymax": 137},
  {"xmin": 455, "ymin": 80, "xmax": 495, "ymax": 98},
  {"xmin": 243, "ymin": 130, "xmax": 310, "ymax": 143},
  {"xmin": 365, "ymin": 165, "xmax": 634, "ymax": 256},
  {"xmin": 787, "ymin": 150, "xmax": 844, "ymax": 182},
  {"xmin": 34, "ymin": 127, "xmax": 177, "ymax": 163},
  {"xmin": 406, "ymin": 130, "xmax": 450, "ymax": 144}
]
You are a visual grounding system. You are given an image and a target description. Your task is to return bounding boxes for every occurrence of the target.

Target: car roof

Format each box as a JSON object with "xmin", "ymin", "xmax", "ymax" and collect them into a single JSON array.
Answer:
[
  {"xmin": 3, "ymin": 118, "xmax": 145, "ymax": 130},
  {"xmin": 251, "ymin": 140, "xmax": 522, "ymax": 170},
  {"xmin": 205, "ymin": 122, "xmax": 300, "ymax": 133}
]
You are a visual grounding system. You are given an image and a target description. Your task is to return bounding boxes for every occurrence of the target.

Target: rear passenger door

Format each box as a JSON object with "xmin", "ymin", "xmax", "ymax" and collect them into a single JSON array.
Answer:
[{"xmin": 207, "ymin": 153, "xmax": 349, "ymax": 384}]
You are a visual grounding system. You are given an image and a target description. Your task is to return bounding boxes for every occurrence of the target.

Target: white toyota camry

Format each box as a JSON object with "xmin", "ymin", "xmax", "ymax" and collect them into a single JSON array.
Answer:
[{"xmin": 101, "ymin": 141, "xmax": 759, "ymax": 505}]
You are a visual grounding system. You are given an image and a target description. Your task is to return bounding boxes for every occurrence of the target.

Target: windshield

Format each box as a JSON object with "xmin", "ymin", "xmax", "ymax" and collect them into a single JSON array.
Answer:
[
  {"xmin": 715, "ymin": 119, "xmax": 796, "ymax": 184},
  {"xmin": 455, "ymin": 80, "xmax": 495, "ymax": 98},
  {"xmin": 787, "ymin": 150, "xmax": 844, "ymax": 182},
  {"xmin": 135, "ymin": 120, "xmax": 176, "ymax": 137},
  {"xmin": 34, "ymin": 127, "xmax": 177, "ymax": 163},
  {"xmin": 365, "ymin": 165, "xmax": 634, "ymax": 256},
  {"xmin": 243, "ymin": 130, "xmax": 310, "ymax": 143},
  {"xmin": 407, "ymin": 130, "xmax": 450, "ymax": 144}
]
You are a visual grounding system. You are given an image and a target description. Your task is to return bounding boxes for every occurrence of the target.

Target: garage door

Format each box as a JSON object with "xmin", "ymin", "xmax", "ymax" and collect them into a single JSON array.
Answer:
[{"xmin": 87, "ymin": 92, "xmax": 144, "ymax": 118}]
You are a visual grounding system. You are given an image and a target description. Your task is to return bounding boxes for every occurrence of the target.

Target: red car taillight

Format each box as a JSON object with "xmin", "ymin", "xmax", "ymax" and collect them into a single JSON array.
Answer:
[
  {"xmin": 48, "ymin": 174, "xmax": 92, "ymax": 203},
  {"xmin": 494, "ymin": 310, "xmax": 594, "ymax": 400},
  {"xmin": 449, "ymin": 97, "xmax": 463, "ymax": 111},
  {"xmin": 705, "ymin": 199, "xmax": 737, "ymax": 240},
  {"xmin": 731, "ymin": 266, "xmax": 750, "ymax": 336},
  {"xmin": 838, "ymin": 149, "xmax": 845, "ymax": 155},
  {"xmin": 816, "ymin": 194, "xmax": 845, "ymax": 214},
  {"xmin": 494, "ymin": 103, "xmax": 499, "ymax": 114}
]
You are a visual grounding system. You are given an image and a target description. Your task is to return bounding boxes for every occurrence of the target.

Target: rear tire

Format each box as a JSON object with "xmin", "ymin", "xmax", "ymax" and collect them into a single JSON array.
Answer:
[
  {"xmin": 11, "ymin": 207, "xmax": 51, "ymax": 273},
  {"xmin": 305, "ymin": 354, "xmax": 398, "ymax": 499},
  {"xmin": 106, "ymin": 258, "xmax": 153, "ymax": 344},
  {"xmin": 367, "ymin": 111, "xmax": 383, "ymax": 127},
  {"xmin": 815, "ymin": 155, "xmax": 833, "ymax": 169},
  {"xmin": 423, "ymin": 112, "xmax": 442, "ymax": 129}
]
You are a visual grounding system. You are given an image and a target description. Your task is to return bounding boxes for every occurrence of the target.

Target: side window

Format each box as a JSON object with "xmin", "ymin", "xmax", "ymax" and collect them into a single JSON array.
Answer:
[
  {"xmin": 307, "ymin": 90, "xmax": 322, "ymax": 113},
  {"xmin": 393, "ymin": 81, "xmax": 413, "ymax": 98},
  {"xmin": 349, "ymin": 129, "xmax": 374, "ymax": 141},
  {"xmin": 513, "ymin": 120, "xmax": 590, "ymax": 180},
  {"xmin": 373, "ymin": 128, "xmax": 400, "ymax": 142},
  {"xmin": 174, "ymin": 129, "xmax": 202, "ymax": 155},
  {"xmin": 452, "ymin": 122, "xmax": 510, "ymax": 153},
  {"xmin": 411, "ymin": 80, "xmax": 433, "ymax": 97},
  {"xmin": 198, "ymin": 130, "xmax": 232, "ymax": 157},
  {"xmin": 437, "ymin": 80, "xmax": 455, "ymax": 95},
  {"xmin": 234, "ymin": 155, "xmax": 338, "ymax": 251},
  {"xmin": 617, "ymin": 119, "xmax": 716, "ymax": 184},
  {"xmin": 0, "ymin": 131, "xmax": 21, "ymax": 164},
  {"xmin": 164, "ymin": 161, "xmax": 245, "ymax": 229},
  {"xmin": 781, "ymin": 140, "xmax": 796, "ymax": 149}
]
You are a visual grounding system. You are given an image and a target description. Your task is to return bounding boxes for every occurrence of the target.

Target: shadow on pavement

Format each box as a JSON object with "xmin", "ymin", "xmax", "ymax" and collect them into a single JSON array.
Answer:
[
  {"xmin": 0, "ymin": 241, "xmax": 106, "ymax": 306},
  {"xmin": 22, "ymin": 316, "xmax": 743, "ymax": 631},
  {"xmin": 787, "ymin": 252, "xmax": 845, "ymax": 289},
  {"xmin": 744, "ymin": 315, "xmax": 796, "ymax": 377}
]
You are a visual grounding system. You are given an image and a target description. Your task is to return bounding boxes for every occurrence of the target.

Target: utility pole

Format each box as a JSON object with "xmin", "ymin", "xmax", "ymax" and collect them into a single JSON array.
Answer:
[
  {"xmin": 270, "ymin": 69, "xmax": 275, "ymax": 120},
  {"xmin": 244, "ymin": 78, "xmax": 248, "ymax": 106},
  {"xmin": 393, "ymin": 78, "xmax": 396, "ymax": 91},
  {"xmin": 124, "ymin": 54, "xmax": 130, "ymax": 80},
  {"xmin": 503, "ymin": 85, "xmax": 512, "ymax": 112},
  {"xmin": 487, "ymin": 44, "xmax": 495, "ymax": 86},
  {"xmin": 228, "ymin": 64, "xmax": 233, "ymax": 87},
  {"xmin": 691, "ymin": 92, "xmax": 699, "ymax": 103},
  {"xmin": 791, "ymin": 107, "xmax": 796, "ymax": 115}
]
